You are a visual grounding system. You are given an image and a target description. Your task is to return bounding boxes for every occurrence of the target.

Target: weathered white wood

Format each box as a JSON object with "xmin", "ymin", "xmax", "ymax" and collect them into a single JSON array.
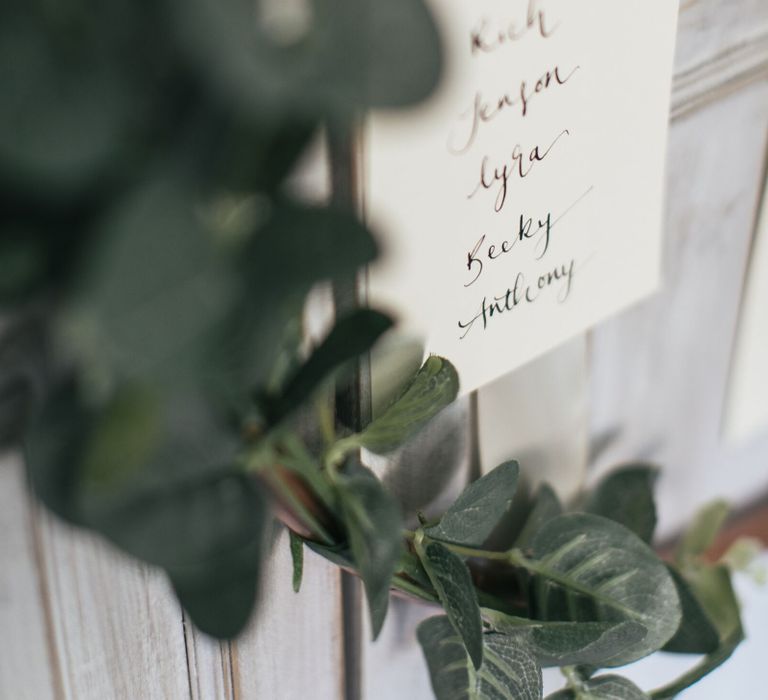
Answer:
[
  {"xmin": 38, "ymin": 514, "xmax": 191, "ymax": 700},
  {"xmin": 588, "ymin": 79, "xmax": 768, "ymax": 537},
  {"xmin": 229, "ymin": 528, "xmax": 345, "ymax": 699},
  {"xmin": 184, "ymin": 628, "xmax": 234, "ymax": 700},
  {"xmin": 477, "ymin": 337, "xmax": 589, "ymax": 499},
  {"xmin": 0, "ymin": 454, "xmax": 57, "ymax": 700},
  {"xmin": 725, "ymin": 170, "xmax": 768, "ymax": 442},
  {"xmin": 675, "ymin": 0, "xmax": 768, "ymax": 75}
]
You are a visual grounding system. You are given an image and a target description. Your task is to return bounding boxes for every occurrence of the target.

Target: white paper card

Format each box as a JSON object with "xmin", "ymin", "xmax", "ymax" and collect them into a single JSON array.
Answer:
[
  {"xmin": 726, "ymin": 179, "xmax": 768, "ymax": 442},
  {"xmin": 366, "ymin": 0, "xmax": 679, "ymax": 394}
]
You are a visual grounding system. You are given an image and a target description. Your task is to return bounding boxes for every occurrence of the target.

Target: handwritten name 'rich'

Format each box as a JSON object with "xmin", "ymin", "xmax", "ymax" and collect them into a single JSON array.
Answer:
[
  {"xmin": 468, "ymin": 129, "xmax": 570, "ymax": 213},
  {"xmin": 470, "ymin": 0, "xmax": 558, "ymax": 55},
  {"xmin": 458, "ymin": 259, "xmax": 576, "ymax": 339},
  {"xmin": 449, "ymin": 64, "xmax": 579, "ymax": 154}
]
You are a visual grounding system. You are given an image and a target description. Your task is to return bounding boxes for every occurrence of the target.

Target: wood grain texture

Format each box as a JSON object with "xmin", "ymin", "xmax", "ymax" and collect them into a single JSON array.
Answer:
[
  {"xmin": 37, "ymin": 514, "xmax": 191, "ymax": 700},
  {"xmin": 672, "ymin": 1, "xmax": 768, "ymax": 117},
  {"xmin": 0, "ymin": 455, "xmax": 57, "ymax": 700},
  {"xmin": 229, "ymin": 528, "xmax": 345, "ymax": 700},
  {"xmin": 587, "ymin": 79, "xmax": 768, "ymax": 538},
  {"xmin": 477, "ymin": 337, "xmax": 589, "ymax": 500}
]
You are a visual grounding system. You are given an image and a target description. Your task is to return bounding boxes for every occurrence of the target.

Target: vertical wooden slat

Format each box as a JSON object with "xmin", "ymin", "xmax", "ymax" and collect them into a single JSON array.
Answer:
[
  {"xmin": 184, "ymin": 628, "xmax": 234, "ymax": 700},
  {"xmin": 477, "ymin": 338, "xmax": 590, "ymax": 499},
  {"xmin": 228, "ymin": 529, "xmax": 345, "ymax": 699},
  {"xmin": 36, "ymin": 515, "xmax": 191, "ymax": 700},
  {"xmin": 0, "ymin": 454, "xmax": 57, "ymax": 700}
]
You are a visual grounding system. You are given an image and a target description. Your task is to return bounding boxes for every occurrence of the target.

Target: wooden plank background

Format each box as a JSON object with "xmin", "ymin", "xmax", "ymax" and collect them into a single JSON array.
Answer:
[{"xmin": 2, "ymin": 1, "xmax": 768, "ymax": 698}]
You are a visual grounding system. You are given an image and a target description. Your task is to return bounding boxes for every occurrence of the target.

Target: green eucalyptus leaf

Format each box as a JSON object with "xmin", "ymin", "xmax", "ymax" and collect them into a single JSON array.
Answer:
[
  {"xmin": 171, "ymin": 0, "xmax": 442, "ymax": 116},
  {"xmin": 289, "ymin": 531, "xmax": 304, "ymax": 593},
  {"xmin": 418, "ymin": 615, "xmax": 542, "ymax": 700},
  {"xmin": 686, "ymin": 565, "xmax": 743, "ymax": 644},
  {"xmin": 25, "ymin": 382, "xmax": 265, "ymax": 639},
  {"xmin": 425, "ymin": 462, "xmax": 519, "ymax": 548},
  {"xmin": 62, "ymin": 177, "xmax": 236, "ymax": 393},
  {"xmin": 416, "ymin": 539, "xmax": 483, "ymax": 669},
  {"xmin": 336, "ymin": 463, "xmax": 403, "ymax": 639},
  {"xmin": 184, "ymin": 105, "xmax": 317, "ymax": 194},
  {"xmin": 651, "ymin": 564, "xmax": 743, "ymax": 698},
  {"xmin": 259, "ymin": 309, "xmax": 393, "ymax": 426},
  {"xmin": 483, "ymin": 611, "xmax": 648, "ymax": 669},
  {"xmin": 0, "ymin": 2, "xmax": 167, "ymax": 198},
  {"xmin": 546, "ymin": 675, "xmax": 649, "ymax": 700},
  {"xmin": 304, "ymin": 540, "xmax": 355, "ymax": 569},
  {"xmin": 213, "ymin": 203, "xmax": 378, "ymax": 405},
  {"xmin": 584, "ymin": 465, "xmax": 658, "ymax": 543},
  {"xmin": 24, "ymin": 381, "xmax": 90, "ymax": 523},
  {"xmin": 171, "ymin": 558, "xmax": 261, "ymax": 640},
  {"xmin": 331, "ymin": 356, "xmax": 458, "ymax": 460},
  {"xmin": 0, "ymin": 315, "xmax": 50, "ymax": 448},
  {"xmin": 396, "ymin": 549, "xmax": 436, "ymax": 597},
  {"xmin": 523, "ymin": 514, "xmax": 681, "ymax": 665},
  {"xmin": 515, "ymin": 484, "xmax": 562, "ymax": 549},
  {"xmin": 662, "ymin": 566, "xmax": 720, "ymax": 654},
  {"xmin": 676, "ymin": 500, "xmax": 729, "ymax": 564}
]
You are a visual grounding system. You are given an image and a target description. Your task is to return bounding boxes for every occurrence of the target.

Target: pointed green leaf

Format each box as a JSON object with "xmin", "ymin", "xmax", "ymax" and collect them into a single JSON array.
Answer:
[
  {"xmin": 0, "ymin": 314, "xmax": 50, "ymax": 449},
  {"xmin": 515, "ymin": 483, "xmax": 562, "ymax": 549},
  {"xmin": 546, "ymin": 675, "xmax": 649, "ymax": 699},
  {"xmin": 172, "ymin": 0, "xmax": 442, "ymax": 115},
  {"xmin": 418, "ymin": 615, "xmax": 542, "ymax": 700},
  {"xmin": 289, "ymin": 531, "xmax": 304, "ymax": 593},
  {"xmin": 584, "ymin": 465, "xmax": 658, "ymax": 543},
  {"xmin": 416, "ymin": 539, "xmax": 483, "ymax": 669},
  {"xmin": 330, "ymin": 356, "xmax": 458, "ymax": 461},
  {"xmin": 650, "ymin": 564, "xmax": 743, "ymax": 698},
  {"xmin": 483, "ymin": 611, "xmax": 648, "ymax": 669},
  {"xmin": 63, "ymin": 177, "xmax": 237, "ymax": 391},
  {"xmin": 213, "ymin": 203, "xmax": 378, "ymax": 405},
  {"xmin": 676, "ymin": 500, "xmax": 729, "ymax": 563},
  {"xmin": 523, "ymin": 514, "xmax": 681, "ymax": 665},
  {"xmin": 662, "ymin": 566, "xmax": 720, "ymax": 654},
  {"xmin": 425, "ymin": 462, "xmax": 519, "ymax": 548},
  {"xmin": 336, "ymin": 464, "xmax": 403, "ymax": 639},
  {"xmin": 259, "ymin": 309, "xmax": 393, "ymax": 425},
  {"xmin": 25, "ymin": 383, "xmax": 265, "ymax": 639}
]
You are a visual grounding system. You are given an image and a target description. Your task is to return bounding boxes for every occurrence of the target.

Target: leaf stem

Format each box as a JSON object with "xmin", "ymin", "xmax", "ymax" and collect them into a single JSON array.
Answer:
[
  {"xmin": 441, "ymin": 542, "xmax": 513, "ymax": 562},
  {"xmin": 649, "ymin": 634, "xmax": 742, "ymax": 698}
]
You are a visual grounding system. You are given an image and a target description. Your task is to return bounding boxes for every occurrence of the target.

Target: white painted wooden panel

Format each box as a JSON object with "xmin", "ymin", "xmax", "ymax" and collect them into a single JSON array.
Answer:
[
  {"xmin": 477, "ymin": 338, "xmax": 589, "ymax": 499},
  {"xmin": 588, "ymin": 79, "xmax": 768, "ymax": 537},
  {"xmin": 229, "ymin": 529, "xmax": 346, "ymax": 700},
  {"xmin": 38, "ymin": 514, "xmax": 191, "ymax": 699},
  {"xmin": 0, "ymin": 455, "xmax": 57, "ymax": 700}
]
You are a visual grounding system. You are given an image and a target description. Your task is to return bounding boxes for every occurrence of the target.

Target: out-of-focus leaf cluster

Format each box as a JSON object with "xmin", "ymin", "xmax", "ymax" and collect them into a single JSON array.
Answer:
[{"xmin": 0, "ymin": 0, "xmax": 442, "ymax": 638}]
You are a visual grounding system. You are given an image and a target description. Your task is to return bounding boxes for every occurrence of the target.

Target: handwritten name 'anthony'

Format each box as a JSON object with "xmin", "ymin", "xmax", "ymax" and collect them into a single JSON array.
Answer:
[{"xmin": 458, "ymin": 259, "xmax": 576, "ymax": 339}]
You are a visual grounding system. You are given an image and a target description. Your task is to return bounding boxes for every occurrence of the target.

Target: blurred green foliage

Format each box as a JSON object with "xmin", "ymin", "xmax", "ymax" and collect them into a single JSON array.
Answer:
[{"xmin": 1, "ymin": 0, "xmax": 443, "ymax": 638}]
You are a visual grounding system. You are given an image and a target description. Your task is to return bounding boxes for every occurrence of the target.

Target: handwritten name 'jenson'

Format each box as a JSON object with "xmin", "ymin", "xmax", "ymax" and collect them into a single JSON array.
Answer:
[{"xmin": 449, "ymin": 64, "xmax": 579, "ymax": 154}]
